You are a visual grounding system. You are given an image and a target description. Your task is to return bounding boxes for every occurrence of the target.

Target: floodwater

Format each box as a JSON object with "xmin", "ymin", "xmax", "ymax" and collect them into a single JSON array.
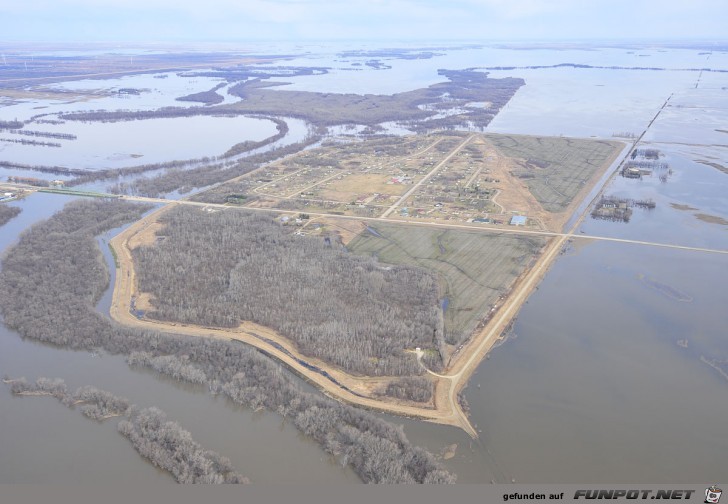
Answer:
[
  {"xmin": 0, "ymin": 115, "xmax": 280, "ymax": 169},
  {"xmin": 381, "ymin": 47, "xmax": 728, "ymax": 483},
  {"xmin": 0, "ymin": 193, "xmax": 359, "ymax": 484},
  {"xmin": 1, "ymin": 44, "xmax": 727, "ymax": 483}
]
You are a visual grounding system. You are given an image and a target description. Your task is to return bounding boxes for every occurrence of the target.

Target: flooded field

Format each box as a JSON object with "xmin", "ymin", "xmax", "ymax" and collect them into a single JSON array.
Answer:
[
  {"xmin": 454, "ymin": 241, "xmax": 728, "ymax": 483},
  {"xmin": 0, "ymin": 115, "xmax": 280, "ymax": 168},
  {"xmin": 1, "ymin": 43, "xmax": 727, "ymax": 483}
]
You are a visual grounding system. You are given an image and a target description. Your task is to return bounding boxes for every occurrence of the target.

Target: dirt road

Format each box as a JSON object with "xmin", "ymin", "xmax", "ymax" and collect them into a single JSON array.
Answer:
[
  {"xmin": 105, "ymin": 96, "xmax": 726, "ymax": 437},
  {"xmin": 380, "ymin": 135, "xmax": 474, "ymax": 218},
  {"xmin": 109, "ymin": 209, "xmax": 471, "ymax": 432}
]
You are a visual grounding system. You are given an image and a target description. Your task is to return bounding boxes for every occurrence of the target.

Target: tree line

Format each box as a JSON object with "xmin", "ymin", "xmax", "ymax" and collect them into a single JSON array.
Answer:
[
  {"xmin": 119, "ymin": 406, "xmax": 248, "ymax": 483},
  {"xmin": 0, "ymin": 120, "xmax": 24, "ymax": 129},
  {"xmin": 0, "ymin": 137, "xmax": 61, "ymax": 148},
  {"xmin": 9, "ymin": 129, "xmax": 77, "ymax": 140},
  {"xmin": 110, "ymin": 133, "xmax": 322, "ymax": 198},
  {"xmin": 1, "ymin": 117, "xmax": 289, "ymax": 193},
  {"xmin": 58, "ymin": 105, "xmax": 242, "ymax": 123},
  {"xmin": 6, "ymin": 377, "xmax": 129, "ymax": 420},
  {"xmin": 0, "ymin": 200, "xmax": 454, "ymax": 483}
]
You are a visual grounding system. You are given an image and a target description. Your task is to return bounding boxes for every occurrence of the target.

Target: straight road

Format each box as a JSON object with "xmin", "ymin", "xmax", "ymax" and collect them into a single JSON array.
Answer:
[
  {"xmin": 380, "ymin": 135, "xmax": 474, "ymax": 218},
  {"xmin": 115, "ymin": 193, "xmax": 728, "ymax": 255}
]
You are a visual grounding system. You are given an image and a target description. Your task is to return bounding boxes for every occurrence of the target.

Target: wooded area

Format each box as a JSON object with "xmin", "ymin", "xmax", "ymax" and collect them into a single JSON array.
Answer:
[
  {"xmin": 133, "ymin": 206, "xmax": 444, "ymax": 376},
  {"xmin": 0, "ymin": 204, "xmax": 21, "ymax": 227},
  {"xmin": 227, "ymin": 70, "xmax": 523, "ymax": 130},
  {"xmin": 176, "ymin": 82, "xmax": 226, "ymax": 105},
  {"xmin": 0, "ymin": 200, "xmax": 454, "ymax": 483},
  {"xmin": 6, "ymin": 378, "xmax": 247, "ymax": 483},
  {"xmin": 119, "ymin": 406, "xmax": 249, "ymax": 483}
]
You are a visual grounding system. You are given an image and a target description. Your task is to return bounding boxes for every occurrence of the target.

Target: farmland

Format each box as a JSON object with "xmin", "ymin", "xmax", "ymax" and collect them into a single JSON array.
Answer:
[
  {"xmin": 347, "ymin": 223, "xmax": 547, "ymax": 350},
  {"xmin": 485, "ymin": 134, "xmax": 621, "ymax": 213}
]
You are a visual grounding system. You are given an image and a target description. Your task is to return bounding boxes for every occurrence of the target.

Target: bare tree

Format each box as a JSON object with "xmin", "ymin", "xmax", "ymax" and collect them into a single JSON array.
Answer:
[
  {"xmin": 119, "ymin": 407, "xmax": 248, "ymax": 483},
  {"xmin": 133, "ymin": 206, "xmax": 443, "ymax": 376},
  {"xmin": 0, "ymin": 205, "xmax": 21, "ymax": 227},
  {"xmin": 0, "ymin": 200, "xmax": 455, "ymax": 484}
]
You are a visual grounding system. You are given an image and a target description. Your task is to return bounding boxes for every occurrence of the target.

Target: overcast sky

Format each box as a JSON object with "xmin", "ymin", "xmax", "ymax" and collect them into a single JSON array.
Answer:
[{"xmin": 2, "ymin": 0, "xmax": 727, "ymax": 43}]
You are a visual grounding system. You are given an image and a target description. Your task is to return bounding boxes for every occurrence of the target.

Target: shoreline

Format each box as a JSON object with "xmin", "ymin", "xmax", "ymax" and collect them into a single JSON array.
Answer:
[{"xmin": 106, "ymin": 130, "xmax": 643, "ymax": 438}]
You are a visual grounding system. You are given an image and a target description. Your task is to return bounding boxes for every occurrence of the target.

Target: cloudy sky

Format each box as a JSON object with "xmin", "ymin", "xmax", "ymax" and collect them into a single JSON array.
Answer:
[{"xmin": 1, "ymin": 0, "xmax": 726, "ymax": 42}]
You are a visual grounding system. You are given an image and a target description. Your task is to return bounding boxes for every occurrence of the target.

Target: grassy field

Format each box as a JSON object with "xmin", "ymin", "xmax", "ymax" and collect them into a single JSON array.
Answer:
[
  {"xmin": 485, "ymin": 134, "xmax": 621, "ymax": 212},
  {"xmin": 326, "ymin": 174, "xmax": 409, "ymax": 198},
  {"xmin": 347, "ymin": 222, "xmax": 547, "ymax": 347}
]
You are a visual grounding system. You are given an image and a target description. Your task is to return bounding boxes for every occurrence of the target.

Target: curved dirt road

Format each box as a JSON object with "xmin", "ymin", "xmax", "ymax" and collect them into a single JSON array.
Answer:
[{"xmin": 109, "ymin": 207, "xmax": 474, "ymax": 433}]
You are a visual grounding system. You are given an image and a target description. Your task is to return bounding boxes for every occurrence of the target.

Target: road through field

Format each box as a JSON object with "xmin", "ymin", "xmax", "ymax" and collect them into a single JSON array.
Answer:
[
  {"xmin": 253, "ymin": 136, "xmax": 444, "ymax": 199},
  {"xmin": 84, "ymin": 97, "xmax": 728, "ymax": 437},
  {"xmin": 110, "ymin": 193, "xmax": 728, "ymax": 255},
  {"xmin": 380, "ymin": 135, "xmax": 474, "ymax": 218},
  {"xmin": 419, "ymin": 93, "xmax": 686, "ymax": 434}
]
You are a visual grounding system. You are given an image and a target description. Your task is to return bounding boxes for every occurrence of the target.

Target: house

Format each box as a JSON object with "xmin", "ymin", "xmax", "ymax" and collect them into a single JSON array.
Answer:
[
  {"xmin": 390, "ymin": 175, "xmax": 411, "ymax": 184},
  {"xmin": 510, "ymin": 215, "xmax": 527, "ymax": 226}
]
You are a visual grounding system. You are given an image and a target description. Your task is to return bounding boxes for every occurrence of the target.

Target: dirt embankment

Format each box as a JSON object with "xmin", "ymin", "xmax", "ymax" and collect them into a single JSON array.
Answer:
[
  {"xmin": 109, "ymin": 208, "xmax": 466, "ymax": 429},
  {"xmin": 109, "ymin": 202, "xmax": 570, "ymax": 438}
]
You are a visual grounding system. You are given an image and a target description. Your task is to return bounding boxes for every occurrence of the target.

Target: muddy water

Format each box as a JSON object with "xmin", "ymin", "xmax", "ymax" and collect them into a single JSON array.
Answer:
[
  {"xmin": 0, "ymin": 115, "xmax": 280, "ymax": 169},
  {"xmin": 0, "ymin": 193, "xmax": 359, "ymax": 483},
  {"xmin": 388, "ymin": 214, "xmax": 728, "ymax": 484},
  {"xmin": 450, "ymin": 243, "xmax": 728, "ymax": 483},
  {"xmin": 393, "ymin": 57, "xmax": 728, "ymax": 483}
]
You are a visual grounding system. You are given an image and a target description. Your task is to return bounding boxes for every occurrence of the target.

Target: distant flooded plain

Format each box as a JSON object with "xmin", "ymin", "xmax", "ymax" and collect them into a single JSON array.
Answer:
[
  {"xmin": 1, "ymin": 44, "xmax": 727, "ymax": 483},
  {"xmin": 0, "ymin": 115, "xmax": 280, "ymax": 168}
]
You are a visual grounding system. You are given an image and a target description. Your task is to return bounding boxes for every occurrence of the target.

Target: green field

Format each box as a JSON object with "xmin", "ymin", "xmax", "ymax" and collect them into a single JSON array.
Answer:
[
  {"xmin": 348, "ymin": 223, "xmax": 547, "ymax": 346},
  {"xmin": 486, "ymin": 134, "xmax": 621, "ymax": 212}
]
